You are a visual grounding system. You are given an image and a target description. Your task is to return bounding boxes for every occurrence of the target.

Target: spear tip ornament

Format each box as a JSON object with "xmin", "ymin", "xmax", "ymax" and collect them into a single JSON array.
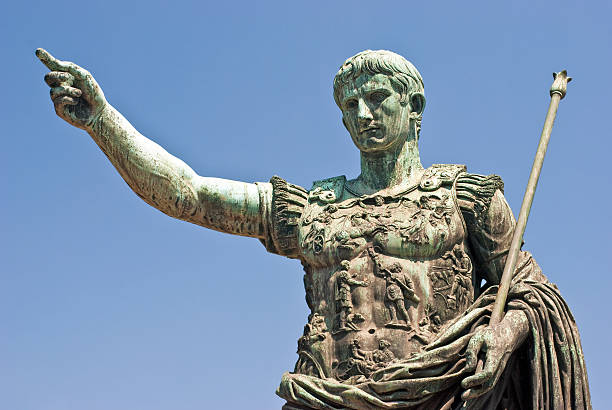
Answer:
[{"xmin": 551, "ymin": 70, "xmax": 572, "ymax": 99}]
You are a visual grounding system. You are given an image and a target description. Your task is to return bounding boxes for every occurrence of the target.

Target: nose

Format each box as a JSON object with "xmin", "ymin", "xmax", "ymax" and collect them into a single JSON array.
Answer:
[{"xmin": 357, "ymin": 99, "xmax": 373, "ymax": 125}]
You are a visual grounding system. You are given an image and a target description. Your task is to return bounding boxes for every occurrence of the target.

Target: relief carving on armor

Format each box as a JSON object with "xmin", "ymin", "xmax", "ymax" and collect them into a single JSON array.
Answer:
[
  {"xmin": 309, "ymin": 187, "xmax": 337, "ymax": 204},
  {"xmin": 301, "ymin": 204, "xmax": 344, "ymax": 254},
  {"xmin": 295, "ymin": 313, "xmax": 329, "ymax": 378},
  {"xmin": 334, "ymin": 260, "xmax": 368, "ymax": 334},
  {"xmin": 367, "ymin": 247, "xmax": 420, "ymax": 331},
  {"xmin": 336, "ymin": 338, "xmax": 396, "ymax": 382},
  {"xmin": 429, "ymin": 244, "xmax": 474, "ymax": 313},
  {"xmin": 394, "ymin": 194, "xmax": 454, "ymax": 248},
  {"xmin": 301, "ymin": 190, "xmax": 457, "ymax": 260}
]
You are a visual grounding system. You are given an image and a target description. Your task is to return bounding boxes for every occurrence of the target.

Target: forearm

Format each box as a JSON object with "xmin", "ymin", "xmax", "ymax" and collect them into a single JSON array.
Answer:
[
  {"xmin": 88, "ymin": 104, "xmax": 196, "ymax": 217},
  {"xmin": 38, "ymin": 51, "xmax": 268, "ymax": 239},
  {"xmin": 88, "ymin": 104, "xmax": 267, "ymax": 238},
  {"xmin": 499, "ymin": 309, "xmax": 529, "ymax": 351}
]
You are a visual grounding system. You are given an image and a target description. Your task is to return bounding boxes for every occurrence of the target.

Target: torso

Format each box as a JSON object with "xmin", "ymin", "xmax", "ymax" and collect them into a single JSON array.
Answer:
[{"xmin": 294, "ymin": 165, "xmax": 476, "ymax": 382}]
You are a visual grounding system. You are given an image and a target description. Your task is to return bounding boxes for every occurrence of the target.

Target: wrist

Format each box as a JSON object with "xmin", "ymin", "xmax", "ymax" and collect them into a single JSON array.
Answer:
[
  {"xmin": 86, "ymin": 101, "xmax": 110, "ymax": 133},
  {"xmin": 499, "ymin": 309, "xmax": 529, "ymax": 350}
]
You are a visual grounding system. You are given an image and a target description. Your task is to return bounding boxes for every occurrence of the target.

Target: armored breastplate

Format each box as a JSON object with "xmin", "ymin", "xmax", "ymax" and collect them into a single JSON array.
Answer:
[{"xmin": 295, "ymin": 165, "xmax": 476, "ymax": 383}]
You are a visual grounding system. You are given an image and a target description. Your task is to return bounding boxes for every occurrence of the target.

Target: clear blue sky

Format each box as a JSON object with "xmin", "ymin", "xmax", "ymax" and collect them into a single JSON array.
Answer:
[{"xmin": 1, "ymin": 1, "xmax": 610, "ymax": 408}]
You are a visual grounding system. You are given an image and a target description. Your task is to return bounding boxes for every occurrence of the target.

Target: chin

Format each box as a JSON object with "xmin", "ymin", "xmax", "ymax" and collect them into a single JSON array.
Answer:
[
  {"xmin": 351, "ymin": 131, "xmax": 401, "ymax": 153},
  {"xmin": 357, "ymin": 143, "xmax": 394, "ymax": 154},
  {"xmin": 362, "ymin": 137, "xmax": 399, "ymax": 152}
]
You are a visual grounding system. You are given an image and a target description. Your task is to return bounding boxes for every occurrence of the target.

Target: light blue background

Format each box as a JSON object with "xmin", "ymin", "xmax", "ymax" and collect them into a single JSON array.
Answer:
[{"xmin": 2, "ymin": 1, "xmax": 610, "ymax": 408}]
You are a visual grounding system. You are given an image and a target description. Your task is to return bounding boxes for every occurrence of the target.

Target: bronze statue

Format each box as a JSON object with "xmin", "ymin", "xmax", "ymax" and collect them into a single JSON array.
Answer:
[{"xmin": 37, "ymin": 48, "xmax": 590, "ymax": 409}]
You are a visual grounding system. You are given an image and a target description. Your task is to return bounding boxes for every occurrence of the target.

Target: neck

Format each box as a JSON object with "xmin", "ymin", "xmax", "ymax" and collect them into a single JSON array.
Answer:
[{"xmin": 357, "ymin": 138, "xmax": 423, "ymax": 191}]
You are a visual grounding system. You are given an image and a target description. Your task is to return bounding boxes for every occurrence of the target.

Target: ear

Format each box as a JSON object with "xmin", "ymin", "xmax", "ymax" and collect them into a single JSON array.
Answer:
[{"xmin": 409, "ymin": 92, "xmax": 426, "ymax": 116}]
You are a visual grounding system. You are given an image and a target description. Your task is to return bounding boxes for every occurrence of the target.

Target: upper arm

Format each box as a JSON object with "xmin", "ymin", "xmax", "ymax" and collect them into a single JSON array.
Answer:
[
  {"xmin": 181, "ymin": 176, "xmax": 271, "ymax": 239},
  {"xmin": 456, "ymin": 173, "xmax": 515, "ymax": 285}
]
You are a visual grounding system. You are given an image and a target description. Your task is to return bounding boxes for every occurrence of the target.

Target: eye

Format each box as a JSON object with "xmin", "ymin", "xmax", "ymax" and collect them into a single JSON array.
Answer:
[
  {"xmin": 344, "ymin": 99, "xmax": 358, "ymax": 110},
  {"xmin": 369, "ymin": 91, "xmax": 388, "ymax": 104}
]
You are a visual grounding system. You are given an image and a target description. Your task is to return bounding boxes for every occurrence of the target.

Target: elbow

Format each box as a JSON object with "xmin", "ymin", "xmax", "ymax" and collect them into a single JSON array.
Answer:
[{"xmin": 127, "ymin": 176, "xmax": 197, "ymax": 221}]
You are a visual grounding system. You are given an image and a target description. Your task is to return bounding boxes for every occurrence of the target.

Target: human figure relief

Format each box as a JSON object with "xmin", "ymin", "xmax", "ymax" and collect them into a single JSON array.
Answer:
[
  {"xmin": 443, "ymin": 245, "xmax": 474, "ymax": 311},
  {"xmin": 337, "ymin": 338, "xmax": 397, "ymax": 382},
  {"xmin": 334, "ymin": 260, "xmax": 368, "ymax": 333},
  {"xmin": 367, "ymin": 247, "xmax": 419, "ymax": 330}
]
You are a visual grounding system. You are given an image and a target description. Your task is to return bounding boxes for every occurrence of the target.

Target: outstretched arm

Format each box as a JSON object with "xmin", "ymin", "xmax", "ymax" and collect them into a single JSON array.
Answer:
[{"xmin": 37, "ymin": 48, "xmax": 267, "ymax": 238}]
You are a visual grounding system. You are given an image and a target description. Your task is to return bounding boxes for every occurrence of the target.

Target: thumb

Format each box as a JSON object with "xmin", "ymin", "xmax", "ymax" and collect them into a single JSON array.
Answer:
[{"xmin": 464, "ymin": 334, "xmax": 484, "ymax": 372}]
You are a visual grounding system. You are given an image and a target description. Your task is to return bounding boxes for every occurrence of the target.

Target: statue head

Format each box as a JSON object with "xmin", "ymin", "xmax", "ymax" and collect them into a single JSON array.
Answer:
[
  {"xmin": 389, "ymin": 262, "xmax": 403, "ymax": 273},
  {"xmin": 333, "ymin": 50, "xmax": 426, "ymax": 153}
]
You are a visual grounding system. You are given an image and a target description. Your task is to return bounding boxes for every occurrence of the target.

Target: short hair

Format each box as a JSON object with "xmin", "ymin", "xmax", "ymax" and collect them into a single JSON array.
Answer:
[
  {"xmin": 333, "ymin": 50, "xmax": 425, "ymax": 137},
  {"xmin": 389, "ymin": 262, "xmax": 403, "ymax": 273}
]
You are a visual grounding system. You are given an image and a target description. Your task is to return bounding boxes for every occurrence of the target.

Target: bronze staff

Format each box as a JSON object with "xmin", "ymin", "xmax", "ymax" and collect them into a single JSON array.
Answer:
[
  {"xmin": 490, "ymin": 70, "xmax": 571, "ymax": 326},
  {"xmin": 462, "ymin": 70, "xmax": 572, "ymax": 405}
]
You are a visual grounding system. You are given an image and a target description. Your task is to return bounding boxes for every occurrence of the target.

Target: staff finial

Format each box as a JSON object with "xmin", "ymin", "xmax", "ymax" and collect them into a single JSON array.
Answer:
[{"xmin": 550, "ymin": 70, "xmax": 572, "ymax": 99}]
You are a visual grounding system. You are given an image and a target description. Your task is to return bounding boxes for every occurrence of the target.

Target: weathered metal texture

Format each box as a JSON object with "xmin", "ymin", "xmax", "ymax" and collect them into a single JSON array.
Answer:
[{"xmin": 37, "ymin": 48, "xmax": 590, "ymax": 409}]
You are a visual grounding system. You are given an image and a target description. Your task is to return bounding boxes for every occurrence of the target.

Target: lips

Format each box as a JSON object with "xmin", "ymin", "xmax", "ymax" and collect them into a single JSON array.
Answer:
[{"xmin": 359, "ymin": 126, "xmax": 380, "ymax": 134}]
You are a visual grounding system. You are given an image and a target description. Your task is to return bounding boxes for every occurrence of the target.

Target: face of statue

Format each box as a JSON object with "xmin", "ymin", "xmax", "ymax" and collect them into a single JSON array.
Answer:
[{"xmin": 339, "ymin": 73, "xmax": 412, "ymax": 154}]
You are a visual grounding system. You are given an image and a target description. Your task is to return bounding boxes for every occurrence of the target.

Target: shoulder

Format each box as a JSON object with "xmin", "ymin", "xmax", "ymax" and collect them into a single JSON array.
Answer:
[
  {"xmin": 418, "ymin": 164, "xmax": 507, "ymax": 225},
  {"xmin": 453, "ymin": 169, "xmax": 509, "ymax": 233},
  {"xmin": 265, "ymin": 176, "xmax": 309, "ymax": 258},
  {"xmin": 455, "ymin": 171, "xmax": 505, "ymax": 216},
  {"xmin": 419, "ymin": 164, "xmax": 467, "ymax": 191}
]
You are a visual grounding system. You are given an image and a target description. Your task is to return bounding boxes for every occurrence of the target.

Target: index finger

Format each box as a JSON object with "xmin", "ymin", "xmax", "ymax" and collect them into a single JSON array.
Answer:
[{"xmin": 35, "ymin": 48, "xmax": 87, "ymax": 79}]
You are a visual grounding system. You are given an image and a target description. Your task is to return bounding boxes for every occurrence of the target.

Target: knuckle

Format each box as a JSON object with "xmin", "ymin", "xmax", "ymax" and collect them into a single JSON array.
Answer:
[
  {"xmin": 461, "ymin": 377, "xmax": 474, "ymax": 388},
  {"xmin": 50, "ymin": 85, "xmax": 81, "ymax": 99},
  {"xmin": 50, "ymin": 87, "xmax": 63, "ymax": 98},
  {"xmin": 45, "ymin": 71, "xmax": 74, "ymax": 86},
  {"xmin": 53, "ymin": 95, "xmax": 75, "ymax": 106}
]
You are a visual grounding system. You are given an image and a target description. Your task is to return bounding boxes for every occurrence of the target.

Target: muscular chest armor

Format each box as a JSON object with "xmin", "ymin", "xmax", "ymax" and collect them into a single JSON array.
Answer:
[{"xmin": 294, "ymin": 165, "xmax": 476, "ymax": 381}]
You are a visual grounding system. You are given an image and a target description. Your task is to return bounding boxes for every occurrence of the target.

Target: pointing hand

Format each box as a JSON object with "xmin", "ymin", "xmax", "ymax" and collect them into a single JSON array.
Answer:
[{"xmin": 36, "ymin": 48, "xmax": 107, "ymax": 130}]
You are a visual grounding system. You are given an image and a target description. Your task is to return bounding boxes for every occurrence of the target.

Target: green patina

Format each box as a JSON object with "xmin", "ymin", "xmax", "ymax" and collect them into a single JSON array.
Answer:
[{"xmin": 37, "ymin": 48, "xmax": 590, "ymax": 409}]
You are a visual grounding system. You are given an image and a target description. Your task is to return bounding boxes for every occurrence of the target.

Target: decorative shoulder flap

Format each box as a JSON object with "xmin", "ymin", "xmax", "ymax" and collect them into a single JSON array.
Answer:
[
  {"xmin": 419, "ymin": 164, "xmax": 467, "ymax": 191},
  {"xmin": 309, "ymin": 175, "xmax": 347, "ymax": 204}
]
